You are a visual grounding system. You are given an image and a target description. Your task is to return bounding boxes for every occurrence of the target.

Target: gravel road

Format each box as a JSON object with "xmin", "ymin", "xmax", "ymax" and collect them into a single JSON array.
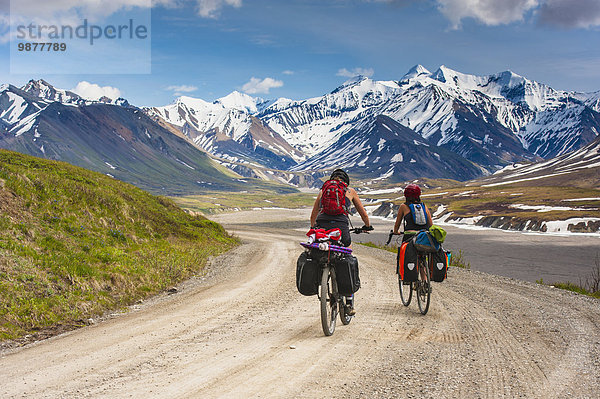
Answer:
[{"xmin": 1, "ymin": 209, "xmax": 599, "ymax": 398}]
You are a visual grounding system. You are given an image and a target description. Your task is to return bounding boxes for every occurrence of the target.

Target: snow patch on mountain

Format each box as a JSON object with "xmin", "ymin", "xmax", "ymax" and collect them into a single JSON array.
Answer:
[{"xmin": 2, "ymin": 91, "xmax": 30, "ymax": 124}]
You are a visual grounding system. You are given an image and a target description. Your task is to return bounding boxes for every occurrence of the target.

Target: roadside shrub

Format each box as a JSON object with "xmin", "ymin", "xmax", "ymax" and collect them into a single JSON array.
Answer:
[{"xmin": 450, "ymin": 250, "xmax": 470, "ymax": 269}]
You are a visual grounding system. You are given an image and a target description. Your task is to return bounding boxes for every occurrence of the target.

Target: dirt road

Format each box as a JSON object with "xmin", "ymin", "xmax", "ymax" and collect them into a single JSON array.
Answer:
[{"xmin": 1, "ymin": 209, "xmax": 599, "ymax": 398}]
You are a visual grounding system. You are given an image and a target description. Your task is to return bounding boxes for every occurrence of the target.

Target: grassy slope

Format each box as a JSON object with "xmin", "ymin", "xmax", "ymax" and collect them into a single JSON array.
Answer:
[{"xmin": 0, "ymin": 150, "xmax": 237, "ymax": 341}]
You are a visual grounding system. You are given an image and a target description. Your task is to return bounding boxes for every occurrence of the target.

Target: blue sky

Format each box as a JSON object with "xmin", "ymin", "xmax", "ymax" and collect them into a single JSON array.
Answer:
[{"xmin": 2, "ymin": 0, "xmax": 600, "ymax": 106}]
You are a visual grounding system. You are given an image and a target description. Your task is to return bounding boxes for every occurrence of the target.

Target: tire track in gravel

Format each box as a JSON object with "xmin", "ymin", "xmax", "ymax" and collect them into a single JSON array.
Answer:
[
  {"xmin": 438, "ymin": 281, "xmax": 546, "ymax": 398},
  {"xmin": 463, "ymin": 275, "xmax": 599, "ymax": 399}
]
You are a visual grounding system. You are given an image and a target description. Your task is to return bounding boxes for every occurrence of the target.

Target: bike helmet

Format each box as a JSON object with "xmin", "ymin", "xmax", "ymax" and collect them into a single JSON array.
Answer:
[
  {"xmin": 329, "ymin": 169, "xmax": 349, "ymax": 185},
  {"xmin": 404, "ymin": 184, "xmax": 421, "ymax": 199}
]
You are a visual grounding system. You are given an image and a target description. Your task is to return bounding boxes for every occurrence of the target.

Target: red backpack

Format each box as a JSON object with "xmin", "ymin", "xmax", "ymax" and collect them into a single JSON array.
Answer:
[{"xmin": 320, "ymin": 179, "xmax": 348, "ymax": 215}]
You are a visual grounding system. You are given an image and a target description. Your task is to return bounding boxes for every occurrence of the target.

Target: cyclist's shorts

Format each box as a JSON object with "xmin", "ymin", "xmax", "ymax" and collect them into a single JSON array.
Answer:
[{"xmin": 315, "ymin": 218, "xmax": 350, "ymax": 247}]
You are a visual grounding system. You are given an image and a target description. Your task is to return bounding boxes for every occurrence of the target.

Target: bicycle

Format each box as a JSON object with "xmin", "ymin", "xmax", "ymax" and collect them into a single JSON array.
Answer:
[
  {"xmin": 386, "ymin": 231, "xmax": 432, "ymax": 315},
  {"xmin": 301, "ymin": 226, "xmax": 372, "ymax": 336}
]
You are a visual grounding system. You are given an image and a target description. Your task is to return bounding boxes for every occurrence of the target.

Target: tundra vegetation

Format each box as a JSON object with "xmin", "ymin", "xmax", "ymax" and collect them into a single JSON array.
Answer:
[{"xmin": 0, "ymin": 150, "xmax": 237, "ymax": 341}]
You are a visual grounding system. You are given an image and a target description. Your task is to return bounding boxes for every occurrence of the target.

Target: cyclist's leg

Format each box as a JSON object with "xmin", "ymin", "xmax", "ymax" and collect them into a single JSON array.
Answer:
[
  {"xmin": 420, "ymin": 254, "xmax": 431, "ymax": 292},
  {"xmin": 345, "ymin": 294, "xmax": 355, "ymax": 315},
  {"xmin": 420, "ymin": 259, "xmax": 427, "ymax": 280},
  {"xmin": 339, "ymin": 222, "xmax": 351, "ymax": 248}
]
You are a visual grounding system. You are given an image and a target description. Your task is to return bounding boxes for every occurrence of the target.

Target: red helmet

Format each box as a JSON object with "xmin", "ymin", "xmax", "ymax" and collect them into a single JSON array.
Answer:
[{"xmin": 404, "ymin": 184, "xmax": 421, "ymax": 199}]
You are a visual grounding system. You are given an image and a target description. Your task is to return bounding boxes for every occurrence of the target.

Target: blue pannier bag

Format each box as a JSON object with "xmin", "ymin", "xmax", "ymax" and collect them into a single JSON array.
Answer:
[{"xmin": 412, "ymin": 231, "xmax": 440, "ymax": 253}]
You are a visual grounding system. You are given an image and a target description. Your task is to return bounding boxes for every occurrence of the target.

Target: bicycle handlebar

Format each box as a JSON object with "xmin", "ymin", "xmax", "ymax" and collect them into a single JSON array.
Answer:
[
  {"xmin": 385, "ymin": 230, "xmax": 404, "ymax": 245},
  {"xmin": 352, "ymin": 225, "xmax": 373, "ymax": 234}
]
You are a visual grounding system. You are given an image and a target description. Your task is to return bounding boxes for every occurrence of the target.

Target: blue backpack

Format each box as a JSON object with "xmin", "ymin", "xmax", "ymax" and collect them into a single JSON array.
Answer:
[
  {"xmin": 408, "ymin": 203, "xmax": 430, "ymax": 226},
  {"xmin": 412, "ymin": 231, "xmax": 440, "ymax": 253}
]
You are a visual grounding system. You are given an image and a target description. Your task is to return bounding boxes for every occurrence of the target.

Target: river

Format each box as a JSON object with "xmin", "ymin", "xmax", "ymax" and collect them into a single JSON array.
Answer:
[{"xmin": 353, "ymin": 219, "xmax": 600, "ymax": 285}]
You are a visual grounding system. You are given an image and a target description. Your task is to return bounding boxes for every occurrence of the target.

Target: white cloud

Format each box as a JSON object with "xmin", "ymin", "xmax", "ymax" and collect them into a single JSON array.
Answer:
[
  {"xmin": 336, "ymin": 67, "xmax": 375, "ymax": 78},
  {"xmin": 370, "ymin": 0, "xmax": 600, "ymax": 29},
  {"xmin": 436, "ymin": 0, "xmax": 539, "ymax": 29},
  {"xmin": 166, "ymin": 84, "xmax": 198, "ymax": 92},
  {"xmin": 196, "ymin": 0, "xmax": 242, "ymax": 18},
  {"xmin": 72, "ymin": 81, "xmax": 122, "ymax": 100},
  {"xmin": 282, "ymin": 70, "xmax": 295, "ymax": 75},
  {"xmin": 8, "ymin": 0, "xmax": 157, "ymax": 21},
  {"xmin": 3, "ymin": 0, "xmax": 235, "ymax": 22},
  {"xmin": 241, "ymin": 77, "xmax": 283, "ymax": 95},
  {"xmin": 166, "ymin": 84, "xmax": 198, "ymax": 96},
  {"xmin": 0, "ymin": 13, "xmax": 9, "ymax": 44},
  {"xmin": 538, "ymin": 0, "xmax": 600, "ymax": 28}
]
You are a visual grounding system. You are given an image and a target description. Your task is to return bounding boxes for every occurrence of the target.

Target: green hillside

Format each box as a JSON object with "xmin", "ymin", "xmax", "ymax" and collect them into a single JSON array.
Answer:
[{"xmin": 0, "ymin": 150, "xmax": 237, "ymax": 342}]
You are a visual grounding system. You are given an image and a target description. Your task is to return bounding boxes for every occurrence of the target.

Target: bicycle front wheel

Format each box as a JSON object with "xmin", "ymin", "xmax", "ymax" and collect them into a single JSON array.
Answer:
[
  {"xmin": 398, "ymin": 275, "xmax": 412, "ymax": 306},
  {"xmin": 320, "ymin": 266, "xmax": 337, "ymax": 336},
  {"xmin": 416, "ymin": 255, "xmax": 431, "ymax": 315}
]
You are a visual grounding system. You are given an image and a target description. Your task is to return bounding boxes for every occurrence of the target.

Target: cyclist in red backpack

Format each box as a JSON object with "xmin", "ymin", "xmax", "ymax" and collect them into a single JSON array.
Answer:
[
  {"xmin": 310, "ymin": 169, "xmax": 372, "ymax": 316},
  {"xmin": 393, "ymin": 183, "xmax": 433, "ymax": 241},
  {"xmin": 310, "ymin": 169, "xmax": 372, "ymax": 247}
]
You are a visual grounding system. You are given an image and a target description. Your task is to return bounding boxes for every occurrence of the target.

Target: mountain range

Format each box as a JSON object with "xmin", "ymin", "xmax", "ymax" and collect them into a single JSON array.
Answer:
[
  {"xmin": 0, "ymin": 81, "xmax": 294, "ymax": 195},
  {"xmin": 473, "ymin": 134, "xmax": 600, "ymax": 189},
  {"xmin": 1, "ymin": 65, "xmax": 600, "ymax": 192},
  {"xmin": 145, "ymin": 65, "xmax": 600, "ymax": 180}
]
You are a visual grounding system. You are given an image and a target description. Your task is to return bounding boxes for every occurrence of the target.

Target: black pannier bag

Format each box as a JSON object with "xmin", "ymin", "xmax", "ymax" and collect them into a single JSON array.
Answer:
[
  {"xmin": 334, "ymin": 254, "xmax": 360, "ymax": 296},
  {"xmin": 296, "ymin": 251, "xmax": 320, "ymax": 296},
  {"xmin": 397, "ymin": 241, "xmax": 418, "ymax": 282},
  {"xmin": 431, "ymin": 249, "xmax": 449, "ymax": 282}
]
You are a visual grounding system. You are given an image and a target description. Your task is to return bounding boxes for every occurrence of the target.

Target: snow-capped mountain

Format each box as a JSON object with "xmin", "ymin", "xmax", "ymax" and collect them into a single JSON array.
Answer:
[
  {"xmin": 255, "ymin": 65, "xmax": 600, "ymax": 171},
  {"xmin": 213, "ymin": 91, "xmax": 273, "ymax": 114},
  {"xmin": 294, "ymin": 114, "xmax": 484, "ymax": 181},
  {"xmin": 1, "ymin": 79, "xmax": 133, "ymax": 138},
  {"xmin": 0, "ymin": 80, "xmax": 246, "ymax": 194},
  {"xmin": 0, "ymin": 84, "xmax": 47, "ymax": 133},
  {"xmin": 20, "ymin": 79, "xmax": 84, "ymax": 106},
  {"xmin": 476, "ymin": 134, "xmax": 600, "ymax": 189},
  {"xmin": 3, "ymin": 68, "xmax": 600, "ymax": 188},
  {"xmin": 146, "ymin": 94, "xmax": 302, "ymax": 170},
  {"xmin": 258, "ymin": 76, "xmax": 400, "ymax": 157}
]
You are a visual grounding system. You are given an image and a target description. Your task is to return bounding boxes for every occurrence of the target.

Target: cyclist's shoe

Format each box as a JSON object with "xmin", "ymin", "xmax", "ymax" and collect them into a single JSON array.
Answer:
[
  {"xmin": 345, "ymin": 304, "xmax": 356, "ymax": 316},
  {"xmin": 424, "ymin": 282, "xmax": 432, "ymax": 293}
]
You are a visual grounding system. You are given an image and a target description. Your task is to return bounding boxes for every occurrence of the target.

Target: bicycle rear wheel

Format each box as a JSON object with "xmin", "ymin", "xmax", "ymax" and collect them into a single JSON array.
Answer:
[
  {"xmin": 320, "ymin": 266, "xmax": 337, "ymax": 336},
  {"xmin": 416, "ymin": 255, "xmax": 431, "ymax": 315},
  {"xmin": 398, "ymin": 275, "xmax": 412, "ymax": 306}
]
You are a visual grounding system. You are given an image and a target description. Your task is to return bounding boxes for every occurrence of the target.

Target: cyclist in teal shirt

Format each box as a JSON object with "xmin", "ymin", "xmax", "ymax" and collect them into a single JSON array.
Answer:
[{"xmin": 393, "ymin": 184, "xmax": 433, "ymax": 242}]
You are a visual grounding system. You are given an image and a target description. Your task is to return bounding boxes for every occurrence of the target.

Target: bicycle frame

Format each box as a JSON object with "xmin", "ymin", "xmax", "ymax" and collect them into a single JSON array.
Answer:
[
  {"xmin": 300, "ymin": 240, "xmax": 353, "ymax": 336},
  {"xmin": 388, "ymin": 230, "xmax": 432, "ymax": 315},
  {"xmin": 301, "ymin": 227, "xmax": 369, "ymax": 336}
]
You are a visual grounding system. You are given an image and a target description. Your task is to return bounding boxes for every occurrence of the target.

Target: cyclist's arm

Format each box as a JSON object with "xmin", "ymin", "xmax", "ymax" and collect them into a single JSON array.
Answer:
[
  {"xmin": 349, "ymin": 188, "xmax": 370, "ymax": 227},
  {"xmin": 425, "ymin": 205, "xmax": 433, "ymax": 228},
  {"xmin": 310, "ymin": 190, "xmax": 322, "ymax": 227},
  {"xmin": 393, "ymin": 203, "xmax": 409, "ymax": 234}
]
